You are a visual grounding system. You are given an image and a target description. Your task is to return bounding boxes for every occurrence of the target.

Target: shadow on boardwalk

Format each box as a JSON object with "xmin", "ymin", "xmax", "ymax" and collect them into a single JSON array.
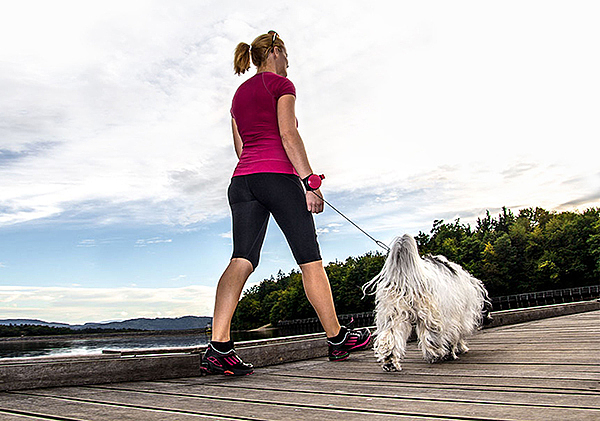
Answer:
[{"xmin": 1, "ymin": 310, "xmax": 599, "ymax": 420}]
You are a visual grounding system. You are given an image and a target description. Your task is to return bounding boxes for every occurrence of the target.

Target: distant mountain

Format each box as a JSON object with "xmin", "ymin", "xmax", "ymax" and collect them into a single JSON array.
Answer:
[
  {"xmin": 76, "ymin": 316, "xmax": 212, "ymax": 331},
  {"xmin": 0, "ymin": 316, "xmax": 212, "ymax": 331}
]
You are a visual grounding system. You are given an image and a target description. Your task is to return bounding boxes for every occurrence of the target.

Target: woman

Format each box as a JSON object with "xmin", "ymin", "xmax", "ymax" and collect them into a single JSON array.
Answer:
[{"xmin": 200, "ymin": 31, "xmax": 371, "ymax": 376}]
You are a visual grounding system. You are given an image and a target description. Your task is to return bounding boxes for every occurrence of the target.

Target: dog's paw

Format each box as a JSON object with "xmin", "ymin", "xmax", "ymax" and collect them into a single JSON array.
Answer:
[
  {"xmin": 425, "ymin": 352, "xmax": 443, "ymax": 364},
  {"xmin": 453, "ymin": 340, "xmax": 469, "ymax": 357},
  {"xmin": 382, "ymin": 362, "xmax": 401, "ymax": 372},
  {"xmin": 482, "ymin": 313, "xmax": 494, "ymax": 326}
]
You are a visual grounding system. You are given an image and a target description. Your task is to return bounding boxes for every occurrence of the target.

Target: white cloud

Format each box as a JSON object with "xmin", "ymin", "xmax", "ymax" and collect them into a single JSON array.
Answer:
[
  {"xmin": 77, "ymin": 239, "xmax": 96, "ymax": 248},
  {"xmin": 0, "ymin": 1, "xmax": 600, "ymax": 231},
  {"xmin": 0, "ymin": 1, "xmax": 242, "ymax": 227},
  {"xmin": 0, "ymin": 285, "xmax": 215, "ymax": 324},
  {"xmin": 1, "ymin": 1, "xmax": 598, "ymax": 231},
  {"xmin": 135, "ymin": 237, "xmax": 173, "ymax": 247}
]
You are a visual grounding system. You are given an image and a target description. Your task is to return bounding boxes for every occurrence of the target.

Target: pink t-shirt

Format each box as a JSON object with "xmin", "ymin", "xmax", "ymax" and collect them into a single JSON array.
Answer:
[{"xmin": 231, "ymin": 72, "xmax": 297, "ymax": 177}]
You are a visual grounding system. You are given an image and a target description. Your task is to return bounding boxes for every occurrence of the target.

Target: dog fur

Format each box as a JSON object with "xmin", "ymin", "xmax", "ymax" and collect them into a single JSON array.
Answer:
[{"xmin": 364, "ymin": 234, "xmax": 492, "ymax": 372}]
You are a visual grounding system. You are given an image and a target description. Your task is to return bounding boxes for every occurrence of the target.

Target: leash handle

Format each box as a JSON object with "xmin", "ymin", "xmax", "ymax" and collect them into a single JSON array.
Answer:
[{"xmin": 303, "ymin": 174, "xmax": 325, "ymax": 191}]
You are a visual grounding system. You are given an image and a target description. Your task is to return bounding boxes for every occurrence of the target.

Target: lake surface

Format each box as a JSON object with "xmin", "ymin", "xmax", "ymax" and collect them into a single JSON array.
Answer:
[{"xmin": 0, "ymin": 329, "xmax": 282, "ymax": 359}]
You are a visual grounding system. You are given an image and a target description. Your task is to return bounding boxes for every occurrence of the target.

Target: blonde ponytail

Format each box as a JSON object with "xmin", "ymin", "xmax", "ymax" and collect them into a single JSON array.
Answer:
[{"xmin": 233, "ymin": 42, "xmax": 251, "ymax": 75}]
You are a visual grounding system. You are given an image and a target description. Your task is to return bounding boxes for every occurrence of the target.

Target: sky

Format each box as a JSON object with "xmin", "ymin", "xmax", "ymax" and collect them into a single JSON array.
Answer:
[{"xmin": 1, "ymin": 1, "xmax": 599, "ymax": 324}]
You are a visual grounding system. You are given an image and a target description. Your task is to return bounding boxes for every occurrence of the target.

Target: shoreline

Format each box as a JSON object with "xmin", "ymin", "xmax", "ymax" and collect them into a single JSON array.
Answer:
[
  {"xmin": 0, "ymin": 328, "xmax": 211, "ymax": 343},
  {"xmin": 0, "ymin": 326, "xmax": 280, "ymax": 347}
]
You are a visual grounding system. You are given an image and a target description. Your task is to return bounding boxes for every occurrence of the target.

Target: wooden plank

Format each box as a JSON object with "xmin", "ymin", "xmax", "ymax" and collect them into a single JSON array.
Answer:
[
  {"xmin": 485, "ymin": 324, "xmax": 600, "ymax": 331},
  {"xmin": 469, "ymin": 339, "xmax": 600, "ymax": 346},
  {"xmin": 0, "ymin": 354, "xmax": 118, "ymax": 366},
  {"xmin": 268, "ymin": 351, "xmax": 600, "ymax": 374},
  {"xmin": 18, "ymin": 382, "xmax": 600, "ymax": 421},
  {"xmin": 388, "ymin": 348, "xmax": 600, "ymax": 364},
  {"xmin": 267, "ymin": 369, "xmax": 600, "ymax": 393},
  {"xmin": 0, "ymin": 354, "xmax": 201, "ymax": 392},
  {"xmin": 95, "ymin": 377, "xmax": 600, "ymax": 409},
  {"xmin": 215, "ymin": 367, "xmax": 600, "ymax": 394},
  {"xmin": 0, "ymin": 411, "xmax": 62, "ymax": 421},
  {"xmin": 284, "ymin": 361, "xmax": 600, "ymax": 378},
  {"xmin": 4, "ymin": 389, "xmax": 449, "ymax": 421},
  {"xmin": 280, "ymin": 355, "xmax": 600, "ymax": 380},
  {"xmin": 474, "ymin": 330, "xmax": 600, "ymax": 338},
  {"xmin": 0, "ymin": 392, "xmax": 226, "ymax": 420},
  {"xmin": 293, "ymin": 344, "xmax": 600, "ymax": 374},
  {"xmin": 487, "ymin": 300, "xmax": 600, "ymax": 328}
]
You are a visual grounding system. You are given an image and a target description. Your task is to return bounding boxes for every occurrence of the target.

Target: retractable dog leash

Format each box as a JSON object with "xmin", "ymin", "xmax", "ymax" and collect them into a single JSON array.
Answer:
[{"xmin": 303, "ymin": 174, "xmax": 391, "ymax": 253}]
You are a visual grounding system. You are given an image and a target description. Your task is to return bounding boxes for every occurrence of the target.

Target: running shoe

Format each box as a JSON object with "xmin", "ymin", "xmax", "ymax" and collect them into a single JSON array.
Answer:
[
  {"xmin": 327, "ymin": 321, "xmax": 372, "ymax": 362},
  {"xmin": 200, "ymin": 343, "xmax": 254, "ymax": 376}
]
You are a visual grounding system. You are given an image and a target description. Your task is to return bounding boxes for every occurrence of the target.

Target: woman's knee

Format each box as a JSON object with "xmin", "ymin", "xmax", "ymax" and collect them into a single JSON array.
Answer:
[
  {"xmin": 230, "ymin": 257, "xmax": 255, "ymax": 274},
  {"xmin": 299, "ymin": 260, "xmax": 325, "ymax": 276}
]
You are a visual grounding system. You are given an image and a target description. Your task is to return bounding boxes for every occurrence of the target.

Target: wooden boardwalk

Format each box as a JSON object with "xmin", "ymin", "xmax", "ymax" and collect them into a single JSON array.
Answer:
[{"xmin": 0, "ymin": 310, "xmax": 598, "ymax": 420}]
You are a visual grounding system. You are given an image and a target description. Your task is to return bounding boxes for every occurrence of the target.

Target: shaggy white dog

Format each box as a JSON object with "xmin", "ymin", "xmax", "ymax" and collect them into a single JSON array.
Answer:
[{"xmin": 364, "ymin": 234, "xmax": 493, "ymax": 372}]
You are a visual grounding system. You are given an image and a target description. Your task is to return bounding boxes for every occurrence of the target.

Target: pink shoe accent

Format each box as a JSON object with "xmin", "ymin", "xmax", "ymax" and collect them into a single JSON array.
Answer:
[
  {"xmin": 347, "ymin": 332, "xmax": 371, "ymax": 350},
  {"xmin": 224, "ymin": 355, "xmax": 240, "ymax": 365},
  {"xmin": 207, "ymin": 356, "xmax": 223, "ymax": 367}
]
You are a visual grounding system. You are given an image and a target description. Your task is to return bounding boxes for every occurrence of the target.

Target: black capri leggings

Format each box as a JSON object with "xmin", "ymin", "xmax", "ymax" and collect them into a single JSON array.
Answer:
[{"xmin": 228, "ymin": 173, "xmax": 322, "ymax": 269}]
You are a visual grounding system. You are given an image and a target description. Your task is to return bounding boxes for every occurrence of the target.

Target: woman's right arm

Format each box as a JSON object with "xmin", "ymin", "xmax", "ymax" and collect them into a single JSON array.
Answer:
[
  {"xmin": 277, "ymin": 94, "xmax": 324, "ymax": 214},
  {"xmin": 232, "ymin": 118, "xmax": 243, "ymax": 159},
  {"xmin": 277, "ymin": 95, "xmax": 312, "ymax": 178}
]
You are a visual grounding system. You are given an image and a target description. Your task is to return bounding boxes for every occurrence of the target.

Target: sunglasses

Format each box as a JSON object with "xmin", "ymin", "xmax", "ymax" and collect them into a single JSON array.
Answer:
[{"xmin": 268, "ymin": 30, "xmax": 279, "ymax": 51}]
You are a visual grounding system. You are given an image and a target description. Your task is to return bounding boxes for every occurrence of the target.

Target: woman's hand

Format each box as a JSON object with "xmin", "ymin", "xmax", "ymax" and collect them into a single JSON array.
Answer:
[{"xmin": 306, "ymin": 189, "xmax": 324, "ymax": 214}]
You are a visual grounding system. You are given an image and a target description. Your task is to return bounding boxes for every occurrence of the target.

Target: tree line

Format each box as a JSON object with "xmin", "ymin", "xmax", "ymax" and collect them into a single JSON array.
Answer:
[
  {"xmin": 0, "ymin": 324, "xmax": 143, "ymax": 338},
  {"xmin": 0, "ymin": 324, "xmax": 75, "ymax": 338},
  {"xmin": 232, "ymin": 207, "xmax": 600, "ymax": 330}
]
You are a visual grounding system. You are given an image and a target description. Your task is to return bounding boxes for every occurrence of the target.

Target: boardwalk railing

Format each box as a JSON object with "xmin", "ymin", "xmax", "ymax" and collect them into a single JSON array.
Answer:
[
  {"xmin": 277, "ymin": 285, "xmax": 600, "ymax": 336},
  {"xmin": 491, "ymin": 284, "xmax": 600, "ymax": 310},
  {"xmin": 278, "ymin": 312, "xmax": 374, "ymax": 336}
]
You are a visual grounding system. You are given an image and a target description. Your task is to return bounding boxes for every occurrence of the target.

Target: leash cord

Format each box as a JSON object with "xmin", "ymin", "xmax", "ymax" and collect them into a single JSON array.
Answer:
[{"xmin": 311, "ymin": 191, "xmax": 390, "ymax": 253}]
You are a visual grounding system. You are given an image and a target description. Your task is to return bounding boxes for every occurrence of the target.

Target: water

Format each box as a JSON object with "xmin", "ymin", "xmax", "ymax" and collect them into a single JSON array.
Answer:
[
  {"xmin": 0, "ymin": 335, "xmax": 209, "ymax": 359},
  {"xmin": 0, "ymin": 329, "xmax": 281, "ymax": 359}
]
